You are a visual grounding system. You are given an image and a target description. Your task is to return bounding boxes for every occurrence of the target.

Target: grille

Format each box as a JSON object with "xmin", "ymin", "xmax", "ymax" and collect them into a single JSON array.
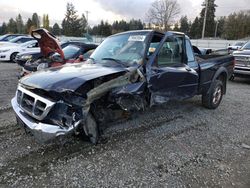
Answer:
[
  {"xmin": 234, "ymin": 55, "xmax": 250, "ymax": 67},
  {"xmin": 16, "ymin": 86, "xmax": 55, "ymax": 120}
]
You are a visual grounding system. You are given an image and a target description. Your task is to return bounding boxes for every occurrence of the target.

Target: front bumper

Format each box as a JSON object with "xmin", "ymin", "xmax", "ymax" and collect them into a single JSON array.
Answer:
[
  {"xmin": 234, "ymin": 66, "xmax": 250, "ymax": 76},
  {"xmin": 11, "ymin": 97, "xmax": 81, "ymax": 143},
  {"xmin": 0, "ymin": 53, "xmax": 10, "ymax": 61}
]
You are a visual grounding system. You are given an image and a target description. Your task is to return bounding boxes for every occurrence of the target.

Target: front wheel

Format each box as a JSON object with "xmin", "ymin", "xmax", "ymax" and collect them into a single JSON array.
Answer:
[
  {"xmin": 202, "ymin": 80, "xmax": 223, "ymax": 109},
  {"xmin": 82, "ymin": 113, "xmax": 99, "ymax": 144},
  {"xmin": 10, "ymin": 52, "xmax": 18, "ymax": 62}
]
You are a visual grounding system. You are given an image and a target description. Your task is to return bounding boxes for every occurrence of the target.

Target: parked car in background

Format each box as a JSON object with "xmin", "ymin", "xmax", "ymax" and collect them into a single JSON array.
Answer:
[
  {"xmin": 21, "ymin": 43, "xmax": 97, "ymax": 76},
  {"xmin": 231, "ymin": 41, "xmax": 250, "ymax": 79},
  {"xmin": 192, "ymin": 46, "xmax": 212, "ymax": 55},
  {"xmin": 211, "ymin": 48, "xmax": 229, "ymax": 55},
  {"xmin": 0, "ymin": 36, "xmax": 33, "ymax": 47},
  {"xmin": 228, "ymin": 41, "xmax": 246, "ymax": 54},
  {"xmin": 0, "ymin": 34, "xmax": 27, "ymax": 42},
  {"xmin": 0, "ymin": 40, "xmax": 38, "ymax": 61},
  {"xmin": 12, "ymin": 30, "xmax": 234, "ymax": 144},
  {"xmin": 16, "ymin": 29, "xmax": 97, "ymax": 77},
  {"xmin": 15, "ymin": 41, "xmax": 97, "ymax": 67}
]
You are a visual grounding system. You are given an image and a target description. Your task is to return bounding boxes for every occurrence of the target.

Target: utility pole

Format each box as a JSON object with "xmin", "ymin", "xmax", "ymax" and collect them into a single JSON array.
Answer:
[
  {"xmin": 202, "ymin": 0, "xmax": 208, "ymax": 39},
  {"xmin": 85, "ymin": 11, "xmax": 90, "ymax": 34},
  {"xmin": 214, "ymin": 19, "xmax": 219, "ymax": 38}
]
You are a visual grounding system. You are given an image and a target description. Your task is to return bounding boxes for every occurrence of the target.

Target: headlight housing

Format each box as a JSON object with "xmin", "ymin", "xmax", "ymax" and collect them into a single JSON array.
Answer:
[
  {"xmin": 21, "ymin": 55, "xmax": 32, "ymax": 60},
  {"xmin": 0, "ymin": 49, "xmax": 10, "ymax": 53}
]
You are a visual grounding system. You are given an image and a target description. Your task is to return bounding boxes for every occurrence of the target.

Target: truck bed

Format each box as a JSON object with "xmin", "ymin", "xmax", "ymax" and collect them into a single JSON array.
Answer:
[
  {"xmin": 196, "ymin": 54, "xmax": 229, "ymax": 60},
  {"xmin": 196, "ymin": 54, "xmax": 234, "ymax": 94}
]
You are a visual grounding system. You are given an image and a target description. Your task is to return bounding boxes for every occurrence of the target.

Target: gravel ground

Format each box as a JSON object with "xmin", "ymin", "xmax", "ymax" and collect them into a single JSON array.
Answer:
[{"xmin": 0, "ymin": 62, "xmax": 249, "ymax": 187}]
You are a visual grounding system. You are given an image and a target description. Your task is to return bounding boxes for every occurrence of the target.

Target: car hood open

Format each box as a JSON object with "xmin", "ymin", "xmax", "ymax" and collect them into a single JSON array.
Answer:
[
  {"xmin": 20, "ymin": 62, "xmax": 127, "ymax": 93},
  {"xmin": 31, "ymin": 28, "xmax": 64, "ymax": 59}
]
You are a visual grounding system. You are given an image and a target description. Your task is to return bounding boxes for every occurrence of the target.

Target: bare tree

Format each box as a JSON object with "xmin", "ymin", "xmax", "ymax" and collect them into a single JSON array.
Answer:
[{"xmin": 147, "ymin": 0, "xmax": 180, "ymax": 30}]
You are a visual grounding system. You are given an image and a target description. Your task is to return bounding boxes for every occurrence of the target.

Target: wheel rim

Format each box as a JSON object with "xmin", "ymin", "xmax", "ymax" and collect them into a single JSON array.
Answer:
[
  {"xmin": 11, "ymin": 53, "xmax": 17, "ymax": 61},
  {"xmin": 212, "ymin": 85, "xmax": 222, "ymax": 104}
]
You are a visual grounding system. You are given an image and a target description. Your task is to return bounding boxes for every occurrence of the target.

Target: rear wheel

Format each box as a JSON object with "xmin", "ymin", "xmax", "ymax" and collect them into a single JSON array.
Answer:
[
  {"xmin": 202, "ymin": 80, "xmax": 223, "ymax": 109},
  {"xmin": 10, "ymin": 52, "xmax": 18, "ymax": 62}
]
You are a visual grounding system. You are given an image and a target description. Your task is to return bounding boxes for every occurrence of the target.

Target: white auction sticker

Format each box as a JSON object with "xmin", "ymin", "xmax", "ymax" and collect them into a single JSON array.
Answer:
[{"xmin": 128, "ymin": 35, "xmax": 146, "ymax": 42}]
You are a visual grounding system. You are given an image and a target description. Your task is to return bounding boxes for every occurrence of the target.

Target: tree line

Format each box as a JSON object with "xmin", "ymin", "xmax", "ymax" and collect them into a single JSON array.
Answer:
[
  {"xmin": 0, "ymin": 0, "xmax": 249, "ymax": 40},
  {"xmin": 172, "ymin": 1, "xmax": 250, "ymax": 40},
  {"xmin": 0, "ymin": 12, "xmax": 62, "ymax": 36},
  {"xmin": 89, "ymin": 19, "xmax": 144, "ymax": 36}
]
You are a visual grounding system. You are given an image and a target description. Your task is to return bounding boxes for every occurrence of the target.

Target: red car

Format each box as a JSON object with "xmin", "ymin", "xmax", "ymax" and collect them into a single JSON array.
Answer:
[{"xmin": 21, "ymin": 28, "xmax": 97, "ymax": 76}]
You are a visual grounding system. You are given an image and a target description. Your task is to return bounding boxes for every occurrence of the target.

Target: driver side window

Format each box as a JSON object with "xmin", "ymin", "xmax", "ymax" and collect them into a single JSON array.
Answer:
[{"xmin": 158, "ymin": 36, "xmax": 183, "ymax": 67}]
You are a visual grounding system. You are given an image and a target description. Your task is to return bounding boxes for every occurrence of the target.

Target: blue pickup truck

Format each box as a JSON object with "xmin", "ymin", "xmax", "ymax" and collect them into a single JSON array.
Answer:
[{"xmin": 12, "ymin": 30, "xmax": 234, "ymax": 144}]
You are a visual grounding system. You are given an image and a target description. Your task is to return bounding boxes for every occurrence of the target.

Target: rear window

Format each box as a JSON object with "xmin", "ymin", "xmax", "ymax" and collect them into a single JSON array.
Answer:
[{"xmin": 63, "ymin": 45, "xmax": 81, "ymax": 59}]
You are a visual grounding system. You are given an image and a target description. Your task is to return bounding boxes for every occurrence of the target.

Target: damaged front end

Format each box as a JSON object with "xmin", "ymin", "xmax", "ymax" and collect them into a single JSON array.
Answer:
[
  {"xmin": 12, "ymin": 85, "xmax": 84, "ymax": 143},
  {"xmin": 12, "ymin": 66, "xmax": 147, "ymax": 143}
]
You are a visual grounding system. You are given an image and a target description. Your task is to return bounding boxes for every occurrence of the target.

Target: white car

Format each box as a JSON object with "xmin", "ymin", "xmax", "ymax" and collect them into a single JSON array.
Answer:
[
  {"xmin": 0, "ymin": 40, "xmax": 39, "ymax": 61},
  {"xmin": 0, "ymin": 36, "xmax": 33, "ymax": 47}
]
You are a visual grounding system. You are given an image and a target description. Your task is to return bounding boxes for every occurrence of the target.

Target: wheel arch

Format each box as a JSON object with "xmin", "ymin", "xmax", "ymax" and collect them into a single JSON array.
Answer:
[
  {"xmin": 10, "ymin": 51, "xmax": 19, "ymax": 61},
  {"xmin": 210, "ymin": 67, "xmax": 228, "ymax": 95}
]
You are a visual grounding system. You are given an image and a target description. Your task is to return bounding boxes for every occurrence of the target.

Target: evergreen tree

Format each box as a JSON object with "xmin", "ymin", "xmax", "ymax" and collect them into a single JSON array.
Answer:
[
  {"xmin": 61, "ymin": 3, "xmax": 82, "ymax": 36},
  {"xmin": 199, "ymin": 0, "xmax": 217, "ymax": 37},
  {"xmin": 16, "ymin": 14, "xmax": 24, "ymax": 33},
  {"xmin": 79, "ymin": 13, "xmax": 87, "ymax": 34},
  {"xmin": 119, "ymin": 20, "xmax": 129, "ymax": 31},
  {"xmin": 31, "ymin": 13, "xmax": 40, "ymax": 28},
  {"xmin": 179, "ymin": 16, "xmax": 189, "ymax": 34},
  {"xmin": 190, "ymin": 17, "xmax": 201, "ymax": 39},
  {"xmin": 89, "ymin": 25, "xmax": 100, "ymax": 35},
  {"xmin": 129, "ymin": 19, "xmax": 143, "ymax": 30},
  {"xmin": 52, "ymin": 23, "xmax": 61, "ymax": 35},
  {"xmin": 0, "ymin": 22, "xmax": 8, "ymax": 34},
  {"xmin": 112, "ymin": 21, "xmax": 119, "ymax": 34},
  {"xmin": 224, "ymin": 11, "xmax": 250, "ymax": 40},
  {"xmin": 173, "ymin": 23, "xmax": 179, "ymax": 31},
  {"xmin": 102, "ymin": 21, "xmax": 112, "ymax": 36},
  {"xmin": 215, "ymin": 16, "xmax": 225, "ymax": 38},
  {"xmin": 25, "ymin": 18, "xmax": 33, "ymax": 34},
  {"xmin": 42, "ymin": 14, "xmax": 50, "ymax": 29},
  {"xmin": 7, "ymin": 18, "xmax": 17, "ymax": 33}
]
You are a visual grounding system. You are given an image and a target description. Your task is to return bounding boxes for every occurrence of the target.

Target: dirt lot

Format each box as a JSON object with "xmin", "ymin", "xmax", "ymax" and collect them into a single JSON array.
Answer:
[{"xmin": 0, "ymin": 62, "xmax": 249, "ymax": 187}]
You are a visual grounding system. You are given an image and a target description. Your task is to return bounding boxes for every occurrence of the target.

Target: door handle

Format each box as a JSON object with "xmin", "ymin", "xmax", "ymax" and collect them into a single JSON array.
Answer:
[{"xmin": 186, "ymin": 67, "xmax": 192, "ymax": 71}]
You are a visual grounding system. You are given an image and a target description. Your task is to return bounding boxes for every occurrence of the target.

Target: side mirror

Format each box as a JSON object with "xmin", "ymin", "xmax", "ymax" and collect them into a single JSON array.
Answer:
[{"xmin": 148, "ymin": 47, "xmax": 156, "ymax": 56}]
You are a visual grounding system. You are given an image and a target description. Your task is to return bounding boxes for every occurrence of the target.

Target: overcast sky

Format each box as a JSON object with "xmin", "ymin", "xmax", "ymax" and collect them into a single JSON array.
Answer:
[{"xmin": 0, "ymin": 0, "xmax": 249, "ymax": 26}]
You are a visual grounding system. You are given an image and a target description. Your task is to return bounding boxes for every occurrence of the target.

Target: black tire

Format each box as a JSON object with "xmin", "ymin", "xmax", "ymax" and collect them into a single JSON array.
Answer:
[
  {"xmin": 202, "ymin": 80, "xmax": 223, "ymax": 109},
  {"xmin": 10, "ymin": 52, "xmax": 18, "ymax": 62},
  {"xmin": 82, "ymin": 113, "xmax": 99, "ymax": 144},
  {"xmin": 229, "ymin": 74, "xmax": 235, "ymax": 81}
]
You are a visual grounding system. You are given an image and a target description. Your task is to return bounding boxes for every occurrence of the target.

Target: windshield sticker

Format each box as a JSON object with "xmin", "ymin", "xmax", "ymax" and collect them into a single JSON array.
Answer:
[{"xmin": 128, "ymin": 35, "xmax": 146, "ymax": 42}]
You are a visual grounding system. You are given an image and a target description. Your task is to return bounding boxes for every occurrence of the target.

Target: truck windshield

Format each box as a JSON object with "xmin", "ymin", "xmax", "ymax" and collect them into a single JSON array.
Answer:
[
  {"xmin": 90, "ymin": 33, "xmax": 147, "ymax": 67},
  {"xmin": 241, "ymin": 41, "xmax": 250, "ymax": 49}
]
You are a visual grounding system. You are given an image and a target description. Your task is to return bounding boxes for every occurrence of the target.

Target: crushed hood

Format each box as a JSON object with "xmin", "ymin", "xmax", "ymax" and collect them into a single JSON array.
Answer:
[
  {"xmin": 20, "ymin": 62, "xmax": 127, "ymax": 93},
  {"xmin": 31, "ymin": 28, "xmax": 64, "ymax": 59}
]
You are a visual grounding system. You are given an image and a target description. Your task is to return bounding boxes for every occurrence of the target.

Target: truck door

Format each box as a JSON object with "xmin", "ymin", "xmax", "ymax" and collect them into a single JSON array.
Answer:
[{"xmin": 147, "ymin": 34, "xmax": 199, "ymax": 105}]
